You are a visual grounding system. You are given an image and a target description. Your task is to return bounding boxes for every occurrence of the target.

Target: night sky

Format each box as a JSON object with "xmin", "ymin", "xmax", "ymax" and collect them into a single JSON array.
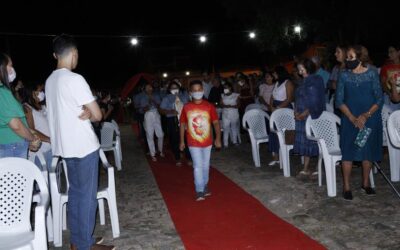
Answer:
[{"xmin": 1, "ymin": 0, "xmax": 398, "ymax": 90}]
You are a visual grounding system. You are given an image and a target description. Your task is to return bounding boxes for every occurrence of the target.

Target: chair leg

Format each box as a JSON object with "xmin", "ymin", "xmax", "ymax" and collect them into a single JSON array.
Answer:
[
  {"xmin": 107, "ymin": 193, "xmax": 120, "ymax": 238},
  {"xmin": 325, "ymin": 159, "xmax": 337, "ymax": 197},
  {"xmin": 388, "ymin": 143, "xmax": 400, "ymax": 182},
  {"xmin": 318, "ymin": 154, "xmax": 323, "ymax": 187},
  {"xmin": 62, "ymin": 204, "xmax": 67, "ymax": 230},
  {"xmin": 255, "ymin": 143, "xmax": 261, "ymax": 167},
  {"xmin": 52, "ymin": 201, "xmax": 63, "ymax": 247},
  {"xmin": 282, "ymin": 148, "xmax": 290, "ymax": 177},
  {"xmin": 46, "ymin": 206, "xmax": 54, "ymax": 242},
  {"xmin": 114, "ymin": 149, "xmax": 122, "ymax": 171},
  {"xmin": 251, "ymin": 142, "xmax": 258, "ymax": 167},
  {"xmin": 98, "ymin": 198, "xmax": 105, "ymax": 225},
  {"xmin": 369, "ymin": 169, "xmax": 375, "ymax": 188}
]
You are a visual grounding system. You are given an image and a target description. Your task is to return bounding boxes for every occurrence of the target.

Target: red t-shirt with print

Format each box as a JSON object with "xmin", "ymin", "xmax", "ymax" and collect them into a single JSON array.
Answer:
[{"xmin": 180, "ymin": 100, "xmax": 218, "ymax": 147}]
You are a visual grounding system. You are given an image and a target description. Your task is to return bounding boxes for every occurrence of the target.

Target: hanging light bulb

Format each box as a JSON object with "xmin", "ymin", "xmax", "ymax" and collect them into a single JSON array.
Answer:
[
  {"xmin": 249, "ymin": 32, "xmax": 256, "ymax": 39},
  {"xmin": 199, "ymin": 35, "xmax": 207, "ymax": 43},
  {"xmin": 294, "ymin": 25, "xmax": 302, "ymax": 34},
  {"xmin": 163, "ymin": 73, "xmax": 168, "ymax": 78},
  {"xmin": 186, "ymin": 71, "xmax": 190, "ymax": 76}
]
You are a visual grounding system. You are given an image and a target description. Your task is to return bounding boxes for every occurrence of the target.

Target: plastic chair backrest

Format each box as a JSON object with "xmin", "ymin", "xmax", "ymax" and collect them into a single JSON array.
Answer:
[
  {"xmin": 269, "ymin": 108, "xmax": 295, "ymax": 133},
  {"xmin": 111, "ymin": 120, "xmax": 120, "ymax": 136},
  {"xmin": 387, "ymin": 110, "xmax": 400, "ymax": 148},
  {"xmin": 242, "ymin": 109, "xmax": 270, "ymax": 139},
  {"xmin": 308, "ymin": 111, "xmax": 341, "ymax": 152},
  {"xmin": 0, "ymin": 157, "xmax": 49, "ymax": 233},
  {"xmin": 101, "ymin": 122, "xmax": 116, "ymax": 148},
  {"xmin": 245, "ymin": 103, "xmax": 266, "ymax": 113}
]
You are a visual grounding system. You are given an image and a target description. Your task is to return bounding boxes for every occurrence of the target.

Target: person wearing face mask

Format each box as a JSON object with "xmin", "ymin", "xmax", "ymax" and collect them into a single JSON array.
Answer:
[
  {"xmin": 160, "ymin": 81, "xmax": 191, "ymax": 166},
  {"xmin": 220, "ymin": 83, "xmax": 240, "ymax": 147},
  {"xmin": 140, "ymin": 82, "xmax": 164, "ymax": 162},
  {"xmin": 293, "ymin": 59, "xmax": 325, "ymax": 178},
  {"xmin": 45, "ymin": 35, "xmax": 113, "ymax": 250},
  {"xmin": 335, "ymin": 45, "xmax": 383, "ymax": 201},
  {"xmin": 179, "ymin": 80, "xmax": 221, "ymax": 201},
  {"xmin": 22, "ymin": 82, "xmax": 53, "ymax": 170},
  {"xmin": 0, "ymin": 53, "xmax": 41, "ymax": 159}
]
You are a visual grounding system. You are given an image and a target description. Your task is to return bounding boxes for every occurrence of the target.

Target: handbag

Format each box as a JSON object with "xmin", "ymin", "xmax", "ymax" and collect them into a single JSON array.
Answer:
[
  {"xmin": 354, "ymin": 127, "xmax": 372, "ymax": 148},
  {"xmin": 284, "ymin": 130, "xmax": 296, "ymax": 145}
]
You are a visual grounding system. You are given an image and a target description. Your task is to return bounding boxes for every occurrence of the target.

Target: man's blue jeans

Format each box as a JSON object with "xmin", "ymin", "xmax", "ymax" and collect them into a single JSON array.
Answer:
[
  {"xmin": 189, "ymin": 146, "xmax": 212, "ymax": 193},
  {"xmin": 0, "ymin": 140, "xmax": 28, "ymax": 159},
  {"xmin": 64, "ymin": 149, "xmax": 99, "ymax": 250}
]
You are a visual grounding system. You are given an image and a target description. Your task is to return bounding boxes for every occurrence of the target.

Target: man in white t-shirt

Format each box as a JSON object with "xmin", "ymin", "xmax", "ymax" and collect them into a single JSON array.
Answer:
[{"xmin": 46, "ymin": 34, "xmax": 114, "ymax": 250}]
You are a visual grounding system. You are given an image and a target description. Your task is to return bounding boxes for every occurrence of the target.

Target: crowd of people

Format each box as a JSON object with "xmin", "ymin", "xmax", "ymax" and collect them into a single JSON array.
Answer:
[
  {"xmin": 131, "ymin": 43, "xmax": 400, "ymax": 201},
  {"xmin": 1, "ymin": 32, "xmax": 400, "ymax": 248}
]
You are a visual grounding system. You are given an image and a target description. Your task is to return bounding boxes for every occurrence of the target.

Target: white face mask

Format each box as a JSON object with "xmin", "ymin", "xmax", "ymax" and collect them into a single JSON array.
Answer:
[
  {"xmin": 8, "ymin": 67, "xmax": 16, "ymax": 82},
  {"xmin": 223, "ymin": 89, "xmax": 230, "ymax": 94},
  {"xmin": 191, "ymin": 91, "xmax": 204, "ymax": 100},
  {"xmin": 170, "ymin": 89, "xmax": 179, "ymax": 95},
  {"xmin": 238, "ymin": 81, "xmax": 244, "ymax": 86},
  {"xmin": 37, "ymin": 91, "xmax": 45, "ymax": 102}
]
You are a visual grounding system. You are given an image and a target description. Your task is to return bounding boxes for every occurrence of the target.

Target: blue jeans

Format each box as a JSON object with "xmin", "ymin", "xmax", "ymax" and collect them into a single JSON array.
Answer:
[
  {"xmin": 0, "ymin": 140, "xmax": 28, "ymax": 159},
  {"xmin": 189, "ymin": 146, "xmax": 212, "ymax": 193},
  {"xmin": 64, "ymin": 149, "xmax": 99, "ymax": 250}
]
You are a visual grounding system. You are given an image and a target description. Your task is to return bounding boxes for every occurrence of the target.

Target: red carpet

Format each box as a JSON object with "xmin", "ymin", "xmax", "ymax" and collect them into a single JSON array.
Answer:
[{"xmin": 133, "ymin": 124, "xmax": 326, "ymax": 250}]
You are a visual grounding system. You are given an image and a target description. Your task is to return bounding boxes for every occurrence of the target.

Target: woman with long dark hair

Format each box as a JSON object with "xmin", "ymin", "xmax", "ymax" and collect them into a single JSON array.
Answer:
[{"xmin": 0, "ymin": 53, "xmax": 40, "ymax": 158}]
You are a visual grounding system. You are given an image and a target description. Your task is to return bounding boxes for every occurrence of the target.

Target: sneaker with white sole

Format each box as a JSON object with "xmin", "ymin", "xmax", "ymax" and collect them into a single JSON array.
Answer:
[
  {"xmin": 268, "ymin": 160, "xmax": 279, "ymax": 166},
  {"xmin": 204, "ymin": 186, "xmax": 211, "ymax": 197},
  {"xmin": 196, "ymin": 192, "xmax": 205, "ymax": 201}
]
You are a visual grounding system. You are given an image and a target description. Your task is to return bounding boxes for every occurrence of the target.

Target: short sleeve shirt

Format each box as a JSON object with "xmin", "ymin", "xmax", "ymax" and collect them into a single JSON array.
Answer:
[
  {"xmin": 45, "ymin": 68, "xmax": 99, "ymax": 158},
  {"xmin": 180, "ymin": 100, "xmax": 218, "ymax": 147},
  {"xmin": 0, "ymin": 83, "xmax": 27, "ymax": 144}
]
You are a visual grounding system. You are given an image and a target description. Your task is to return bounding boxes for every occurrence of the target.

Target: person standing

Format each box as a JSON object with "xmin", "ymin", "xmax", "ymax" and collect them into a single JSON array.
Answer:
[
  {"xmin": 220, "ymin": 83, "xmax": 240, "ymax": 147},
  {"xmin": 180, "ymin": 80, "xmax": 222, "ymax": 201},
  {"xmin": 0, "ymin": 53, "xmax": 40, "ymax": 158},
  {"xmin": 335, "ymin": 45, "xmax": 383, "ymax": 200},
  {"xmin": 45, "ymin": 34, "xmax": 114, "ymax": 250}
]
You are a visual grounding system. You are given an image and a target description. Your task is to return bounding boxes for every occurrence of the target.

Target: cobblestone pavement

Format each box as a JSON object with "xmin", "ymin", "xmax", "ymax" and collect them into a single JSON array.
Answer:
[{"xmin": 50, "ymin": 125, "xmax": 400, "ymax": 250}]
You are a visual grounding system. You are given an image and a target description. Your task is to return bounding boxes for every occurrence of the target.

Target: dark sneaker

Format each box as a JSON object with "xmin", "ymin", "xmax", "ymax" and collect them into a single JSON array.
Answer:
[
  {"xmin": 361, "ymin": 186, "xmax": 376, "ymax": 195},
  {"xmin": 343, "ymin": 190, "xmax": 353, "ymax": 201},
  {"xmin": 196, "ymin": 192, "xmax": 205, "ymax": 201},
  {"xmin": 204, "ymin": 186, "xmax": 211, "ymax": 197}
]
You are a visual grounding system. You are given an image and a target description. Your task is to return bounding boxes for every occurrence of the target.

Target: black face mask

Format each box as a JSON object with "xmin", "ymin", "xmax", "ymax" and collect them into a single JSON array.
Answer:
[{"xmin": 345, "ymin": 59, "xmax": 361, "ymax": 70}]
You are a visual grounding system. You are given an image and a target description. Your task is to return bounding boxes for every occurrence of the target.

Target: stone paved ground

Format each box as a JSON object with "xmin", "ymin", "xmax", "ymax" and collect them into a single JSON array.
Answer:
[{"xmin": 51, "ymin": 125, "xmax": 400, "ymax": 250}]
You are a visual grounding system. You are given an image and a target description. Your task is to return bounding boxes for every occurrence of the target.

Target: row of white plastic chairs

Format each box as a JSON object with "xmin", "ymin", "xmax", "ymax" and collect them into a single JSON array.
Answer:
[
  {"xmin": 0, "ymin": 148, "xmax": 120, "ymax": 250},
  {"xmin": 242, "ymin": 104, "xmax": 400, "ymax": 197}
]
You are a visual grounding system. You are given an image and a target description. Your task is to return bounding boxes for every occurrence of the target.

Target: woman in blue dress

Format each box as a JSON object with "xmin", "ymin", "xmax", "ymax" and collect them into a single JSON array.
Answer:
[
  {"xmin": 293, "ymin": 59, "xmax": 326, "ymax": 177},
  {"xmin": 335, "ymin": 45, "xmax": 383, "ymax": 200}
]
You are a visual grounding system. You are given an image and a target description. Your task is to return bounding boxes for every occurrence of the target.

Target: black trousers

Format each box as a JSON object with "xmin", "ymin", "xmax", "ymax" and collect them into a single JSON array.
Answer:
[{"xmin": 166, "ymin": 117, "xmax": 191, "ymax": 161}]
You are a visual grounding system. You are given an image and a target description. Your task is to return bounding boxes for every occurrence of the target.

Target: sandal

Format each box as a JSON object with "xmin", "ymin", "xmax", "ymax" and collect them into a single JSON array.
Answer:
[
  {"xmin": 151, "ymin": 156, "xmax": 157, "ymax": 162},
  {"xmin": 298, "ymin": 170, "xmax": 311, "ymax": 176}
]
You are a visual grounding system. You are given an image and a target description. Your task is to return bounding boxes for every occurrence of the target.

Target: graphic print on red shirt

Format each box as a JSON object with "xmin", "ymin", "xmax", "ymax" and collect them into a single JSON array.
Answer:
[{"xmin": 180, "ymin": 100, "xmax": 218, "ymax": 147}]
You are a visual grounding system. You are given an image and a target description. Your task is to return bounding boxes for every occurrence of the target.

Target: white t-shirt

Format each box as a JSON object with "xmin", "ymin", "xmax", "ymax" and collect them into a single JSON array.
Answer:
[{"xmin": 45, "ymin": 68, "xmax": 99, "ymax": 158}]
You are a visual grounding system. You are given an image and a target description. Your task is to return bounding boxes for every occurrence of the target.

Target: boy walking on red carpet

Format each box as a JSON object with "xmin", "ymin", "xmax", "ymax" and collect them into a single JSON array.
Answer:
[{"xmin": 179, "ymin": 80, "xmax": 222, "ymax": 201}]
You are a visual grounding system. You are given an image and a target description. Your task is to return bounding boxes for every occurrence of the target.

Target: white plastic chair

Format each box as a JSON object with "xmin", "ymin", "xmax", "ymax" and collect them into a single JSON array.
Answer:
[
  {"xmin": 101, "ymin": 122, "xmax": 122, "ymax": 171},
  {"xmin": 382, "ymin": 105, "xmax": 400, "ymax": 182},
  {"xmin": 28, "ymin": 151, "xmax": 54, "ymax": 243},
  {"xmin": 387, "ymin": 110, "xmax": 400, "ymax": 182},
  {"xmin": 50, "ymin": 150, "xmax": 120, "ymax": 247},
  {"xmin": 242, "ymin": 109, "xmax": 270, "ymax": 167},
  {"xmin": 245, "ymin": 103, "xmax": 268, "ymax": 113},
  {"xmin": 97, "ymin": 150, "xmax": 120, "ymax": 238},
  {"xmin": 306, "ymin": 111, "xmax": 375, "ymax": 197},
  {"xmin": 0, "ymin": 157, "xmax": 49, "ymax": 250},
  {"xmin": 111, "ymin": 120, "xmax": 123, "ymax": 162},
  {"xmin": 269, "ymin": 108, "xmax": 295, "ymax": 177}
]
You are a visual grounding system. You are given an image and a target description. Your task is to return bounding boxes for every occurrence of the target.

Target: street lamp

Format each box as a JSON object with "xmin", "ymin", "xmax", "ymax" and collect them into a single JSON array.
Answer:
[
  {"xmin": 130, "ymin": 37, "xmax": 139, "ymax": 46},
  {"xmin": 185, "ymin": 71, "xmax": 190, "ymax": 76},
  {"xmin": 249, "ymin": 32, "xmax": 256, "ymax": 39},
  {"xmin": 163, "ymin": 73, "xmax": 168, "ymax": 78},
  {"xmin": 199, "ymin": 35, "xmax": 207, "ymax": 43},
  {"xmin": 294, "ymin": 25, "xmax": 302, "ymax": 34}
]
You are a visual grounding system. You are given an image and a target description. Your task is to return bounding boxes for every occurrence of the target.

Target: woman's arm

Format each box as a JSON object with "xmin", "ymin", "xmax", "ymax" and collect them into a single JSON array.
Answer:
[{"xmin": 23, "ymin": 105, "xmax": 50, "ymax": 143}]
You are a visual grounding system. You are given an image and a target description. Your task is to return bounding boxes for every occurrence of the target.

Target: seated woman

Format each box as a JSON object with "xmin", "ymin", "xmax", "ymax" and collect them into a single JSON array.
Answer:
[
  {"xmin": 23, "ymin": 82, "xmax": 52, "ymax": 169},
  {"xmin": 293, "ymin": 59, "xmax": 325, "ymax": 177},
  {"xmin": 221, "ymin": 83, "xmax": 240, "ymax": 147},
  {"xmin": 160, "ymin": 81, "xmax": 191, "ymax": 166}
]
